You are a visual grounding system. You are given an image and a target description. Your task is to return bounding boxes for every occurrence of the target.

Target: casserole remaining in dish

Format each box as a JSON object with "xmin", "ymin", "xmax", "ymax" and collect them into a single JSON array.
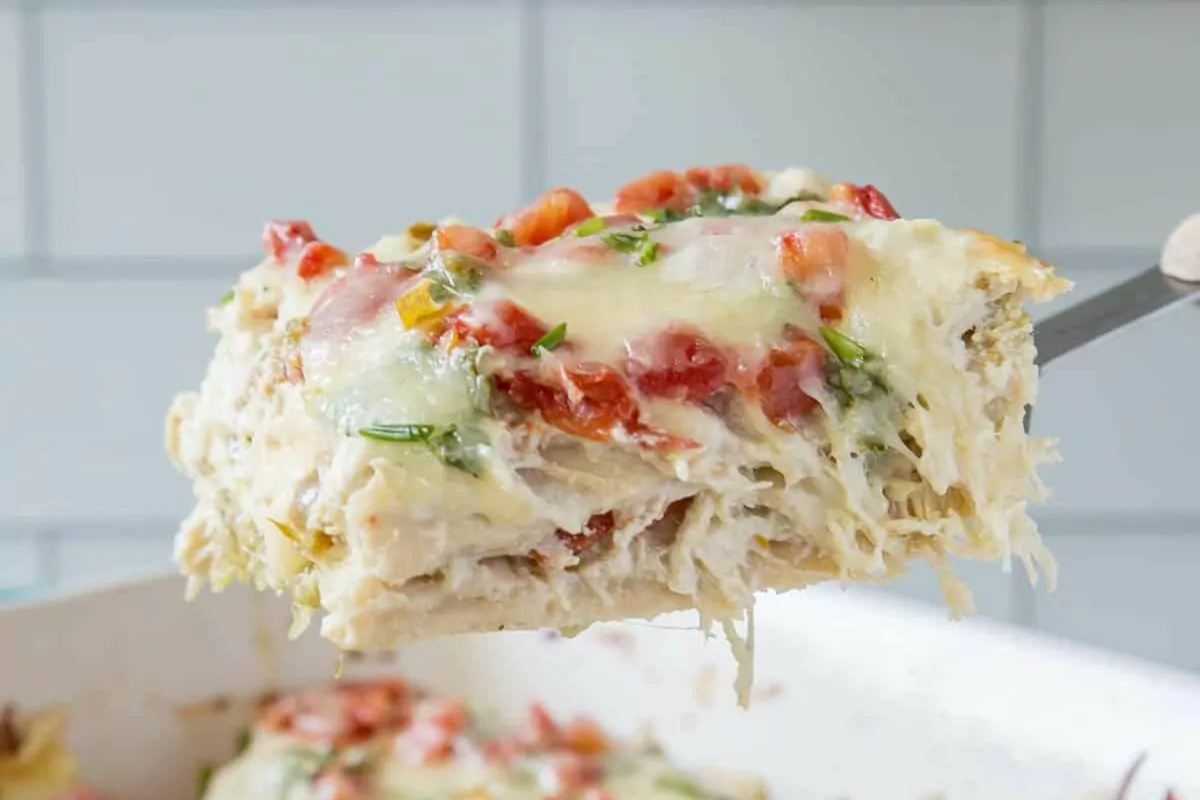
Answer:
[
  {"xmin": 199, "ymin": 678, "xmax": 764, "ymax": 800},
  {"xmin": 166, "ymin": 163, "xmax": 1069, "ymax": 658}
]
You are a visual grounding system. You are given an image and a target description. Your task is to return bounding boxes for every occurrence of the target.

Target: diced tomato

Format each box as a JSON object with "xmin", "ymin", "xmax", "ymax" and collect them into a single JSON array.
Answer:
[
  {"xmin": 306, "ymin": 260, "xmax": 420, "ymax": 342},
  {"xmin": 296, "ymin": 241, "xmax": 351, "ymax": 280},
  {"xmin": 623, "ymin": 327, "xmax": 729, "ymax": 403},
  {"xmin": 613, "ymin": 169, "xmax": 695, "ymax": 214},
  {"xmin": 433, "ymin": 224, "xmax": 501, "ymax": 265},
  {"xmin": 311, "ymin": 771, "xmax": 364, "ymax": 800},
  {"xmin": 519, "ymin": 702, "xmax": 561, "ymax": 750},
  {"xmin": 449, "ymin": 300, "xmax": 550, "ymax": 354},
  {"xmin": 560, "ymin": 717, "xmax": 609, "ymax": 756},
  {"xmin": 262, "ymin": 220, "xmax": 318, "ymax": 261},
  {"xmin": 555, "ymin": 511, "xmax": 616, "ymax": 556},
  {"xmin": 394, "ymin": 720, "xmax": 456, "ymax": 766},
  {"xmin": 774, "ymin": 227, "xmax": 849, "ymax": 323},
  {"xmin": 543, "ymin": 364, "xmax": 640, "ymax": 442},
  {"xmin": 755, "ymin": 334, "xmax": 826, "ymax": 427},
  {"xmin": 499, "ymin": 366, "xmax": 698, "ymax": 450},
  {"xmin": 496, "ymin": 187, "xmax": 595, "ymax": 247},
  {"xmin": 419, "ymin": 696, "xmax": 468, "ymax": 734},
  {"xmin": 258, "ymin": 679, "xmax": 414, "ymax": 748},
  {"xmin": 829, "ymin": 183, "xmax": 900, "ymax": 221},
  {"xmin": 684, "ymin": 163, "xmax": 764, "ymax": 195},
  {"xmin": 538, "ymin": 752, "xmax": 604, "ymax": 797}
]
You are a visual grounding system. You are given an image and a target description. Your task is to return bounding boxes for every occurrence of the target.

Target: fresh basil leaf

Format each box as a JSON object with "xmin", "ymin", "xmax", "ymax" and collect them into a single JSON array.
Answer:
[
  {"xmin": 531, "ymin": 322, "xmax": 567, "ymax": 356},
  {"xmin": 800, "ymin": 208, "xmax": 851, "ymax": 222},
  {"xmin": 358, "ymin": 424, "xmax": 436, "ymax": 443},
  {"xmin": 572, "ymin": 216, "xmax": 607, "ymax": 237}
]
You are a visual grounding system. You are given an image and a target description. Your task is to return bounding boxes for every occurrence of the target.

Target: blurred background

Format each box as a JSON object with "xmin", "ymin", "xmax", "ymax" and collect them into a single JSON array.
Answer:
[{"xmin": 0, "ymin": 0, "xmax": 1196, "ymax": 672}]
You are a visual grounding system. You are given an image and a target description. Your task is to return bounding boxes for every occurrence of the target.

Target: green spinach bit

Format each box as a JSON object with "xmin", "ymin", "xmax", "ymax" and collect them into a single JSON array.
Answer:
[
  {"xmin": 531, "ymin": 322, "xmax": 567, "ymax": 356},
  {"xmin": 819, "ymin": 326, "xmax": 888, "ymax": 404}
]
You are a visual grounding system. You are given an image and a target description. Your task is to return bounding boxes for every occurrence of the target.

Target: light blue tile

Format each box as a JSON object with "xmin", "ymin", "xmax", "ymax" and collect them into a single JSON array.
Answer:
[
  {"xmin": 0, "ymin": 535, "xmax": 40, "ymax": 592},
  {"xmin": 1042, "ymin": 1, "xmax": 1200, "ymax": 250},
  {"xmin": 54, "ymin": 532, "xmax": 174, "ymax": 591},
  {"xmin": 1030, "ymin": 252, "xmax": 1200, "ymax": 514},
  {"xmin": 0, "ymin": 279, "xmax": 227, "ymax": 519},
  {"xmin": 544, "ymin": 2, "xmax": 1024, "ymax": 237},
  {"xmin": 42, "ymin": 4, "xmax": 524, "ymax": 261},
  {"xmin": 1033, "ymin": 516, "xmax": 1200, "ymax": 673},
  {"xmin": 0, "ymin": 6, "xmax": 24, "ymax": 258}
]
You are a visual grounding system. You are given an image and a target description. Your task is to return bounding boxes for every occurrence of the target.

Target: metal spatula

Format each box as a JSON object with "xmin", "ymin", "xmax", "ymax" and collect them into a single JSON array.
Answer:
[
  {"xmin": 1025, "ymin": 265, "xmax": 1199, "ymax": 431},
  {"xmin": 1034, "ymin": 266, "xmax": 1199, "ymax": 369}
]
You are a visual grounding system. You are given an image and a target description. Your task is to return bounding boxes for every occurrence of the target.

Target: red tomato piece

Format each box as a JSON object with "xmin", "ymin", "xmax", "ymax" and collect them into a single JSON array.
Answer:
[
  {"xmin": 756, "ymin": 334, "xmax": 826, "ymax": 427},
  {"xmin": 774, "ymin": 227, "xmax": 850, "ymax": 323},
  {"xmin": 449, "ymin": 300, "xmax": 549, "ymax": 354},
  {"xmin": 613, "ymin": 169, "xmax": 695, "ymax": 214},
  {"xmin": 623, "ymin": 327, "xmax": 729, "ymax": 403},
  {"xmin": 257, "ymin": 679, "xmax": 413, "ymax": 748},
  {"xmin": 684, "ymin": 163, "xmax": 765, "ymax": 195},
  {"xmin": 262, "ymin": 219, "xmax": 318, "ymax": 261},
  {"xmin": 296, "ymin": 241, "xmax": 350, "ymax": 280},
  {"xmin": 496, "ymin": 187, "xmax": 595, "ymax": 247},
  {"xmin": 545, "ymin": 364, "xmax": 640, "ymax": 442},
  {"xmin": 306, "ymin": 260, "xmax": 421, "ymax": 341},
  {"xmin": 555, "ymin": 511, "xmax": 616, "ymax": 556},
  {"xmin": 311, "ymin": 771, "xmax": 365, "ymax": 800},
  {"xmin": 829, "ymin": 183, "xmax": 900, "ymax": 220},
  {"xmin": 539, "ymin": 752, "xmax": 604, "ymax": 797},
  {"xmin": 520, "ymin": 702, "xmax": 561, "ymax": 750},
  {"xmin": 560, "ymin": 717, "xmax": 609, "ymax": 756},
  {"xmin": 433, "ymin": 224, "xmax": 501, "ymax": 264}
]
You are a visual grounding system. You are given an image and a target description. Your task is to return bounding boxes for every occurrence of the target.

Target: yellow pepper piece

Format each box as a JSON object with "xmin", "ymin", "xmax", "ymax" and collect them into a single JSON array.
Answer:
[{"xmin": 395, "ymin": 279, "xmax": 453, "ymax": 330}]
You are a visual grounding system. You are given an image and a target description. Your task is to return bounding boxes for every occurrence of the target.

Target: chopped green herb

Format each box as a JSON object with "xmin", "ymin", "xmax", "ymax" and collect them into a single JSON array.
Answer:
[
  {"xmin": 358, "ymin": 423, "xmax": 436, "ymax": 443},
  {"xmin": 657, "ymin": 775, "xmax": 703, "ymax": 797},
  {"xmin": 531, "ymin": 322, "xmax": 567, "ymax": 356},
  {"xmin": 494, "ymin": 228, "xmax": 516, "ymax": 247},
  {"xmin": 219, "ymin": 289, "xmax": 235, "ymax": 306},
  {"xmin": 572, "ymin": 216, "xmax": 607, "ymax": 237},
  {"xmin": 644, "ymin": 207, "xmax": 687, "ymax": 224},
  {"xmin": 233, "ymin": 726, "xmax": 252, "ymax": 755},
  {"xmin": 819, "ymin": 326, "xmax": 870, "ymax": 368},
  {"xmin": 427, "ymin": 424, "xmax": 487, "ymax": 477},
  {"xmin": 800, "ymin": 208, "xmax": 852, "ymax": 223},
  {"xmin": 729, "ymin": 195, "xmax": 778, "ymax": 215},
  {"xmin": 601, "ymin": 230, "xmax": 644, "ymax": 254},
  {"xmin": 636, "ymin": 239, "xmax": 659, "ymax": 266},
  {"xmin": 195, "ymin": 763, "xmax": 214, "ymax": 799},
  {"xmin": 819, "ymin": 326, "xmax": 888, "ymax": 404}
]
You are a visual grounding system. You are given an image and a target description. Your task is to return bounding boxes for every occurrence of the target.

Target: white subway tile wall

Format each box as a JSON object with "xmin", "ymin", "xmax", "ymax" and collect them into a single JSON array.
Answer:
[
  {"xmin": 543, "ymin": 3, "xmax": 1024, "ymax": 237},
  {"xmin": 41, "ymin": 4, "xmax": 525, "ymax": 261},
  {"xmin": 1041, "ymin": 1, "xmax": 1200, "ymax": 250},
  {"xmin": 0, "ymin": 6, "xmax": 24, "ymax": 257},
  {"xmin": 1, "ymin": 0, "xmax": 1197, "ymax": 672}
]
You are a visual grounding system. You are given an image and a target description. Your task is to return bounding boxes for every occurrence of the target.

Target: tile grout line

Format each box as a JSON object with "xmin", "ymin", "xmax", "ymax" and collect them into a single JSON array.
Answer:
[
  {"xmin": 35, "ymin": 527, "xmax": 61, "ymax": 587},
  {"xmin": 519, "ymin": 0, "xmax": 546, "ymax": 200},
  {"xmin": 1015, "ymin": 0, "xmax": 1046, "ymax": 250},
  {"xmin": 15, "ymin": 0, "xmax": 49, "ymax": 269}
]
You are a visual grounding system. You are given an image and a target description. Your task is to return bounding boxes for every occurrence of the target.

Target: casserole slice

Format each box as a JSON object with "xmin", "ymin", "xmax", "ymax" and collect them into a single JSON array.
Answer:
[{"xmin": 167, "ymin": 164, "xmax": 1069, "ymax": 656}]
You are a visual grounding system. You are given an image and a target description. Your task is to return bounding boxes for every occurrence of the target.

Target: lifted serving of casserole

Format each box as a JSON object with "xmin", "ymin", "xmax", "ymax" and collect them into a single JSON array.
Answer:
[{"xmin": 166, "ymin": 164, "xmax": 1069, "ymax": 666}]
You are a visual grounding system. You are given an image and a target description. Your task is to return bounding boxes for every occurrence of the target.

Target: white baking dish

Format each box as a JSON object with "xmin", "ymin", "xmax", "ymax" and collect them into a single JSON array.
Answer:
[{"xmin": 3, "ymin": 574, "xmax": 1198, "ymax": 800}]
